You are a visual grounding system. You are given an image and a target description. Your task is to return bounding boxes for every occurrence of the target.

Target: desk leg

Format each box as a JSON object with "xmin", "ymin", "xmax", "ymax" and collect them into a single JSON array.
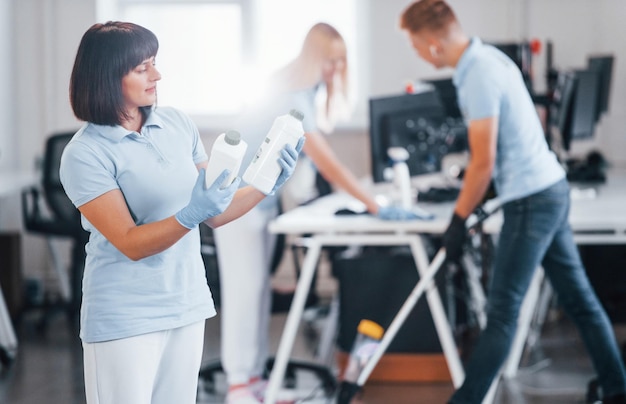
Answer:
[
  {"xmin": 409, "ymin": 239, "xmax": 465, "ymax": 388},
  {"xmin": 461, "ymin": 254, "xmax": 487, "ymax": 329},
  {"xmin": 525, "ymin": 279, "xmax": 553, "ymax": 351},
  {"xmin": 46, "ymin": 237, "xmax": 71, "ymax": 301},
  {"xmin": 502, "ymin": 267, "xmax": 545, "ymax": 378},
  {"xmin": 482, "ymin": 374, "xmax": 499, "ymax": 404},
  {"xmin": 315, "ymin": 292, "xmax": 339, "ymax": 367},
  {"xmin": 479, "ymin": 269, "xmax": 544, "ymax": 403},
  {"xmin": 357, "ymin": 248, "xmax": 450, "ymax": 385},
  {"xmin": 265, "ymin": 239, "xmax": 322, "ymax": 404},
  {"xmin": 0, "ymin": 286, "xmax": 17, "ymax": 364}
]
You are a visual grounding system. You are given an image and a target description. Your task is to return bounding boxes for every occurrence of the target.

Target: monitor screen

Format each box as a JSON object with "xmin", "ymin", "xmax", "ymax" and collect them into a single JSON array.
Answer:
[
  {"xmin": 550, "ymin": 69, "xmax": 600, "ymax": 151},
  {"xmin": 368, "ymin": 91, "xmax": 467, "ymax": 183},
  {"xmin": 549, "ymin": 71, "xmax": 576, "ymax": 150},
  {"xmin": 569, "ymin": 69, "xmax": 600, "ymax": 143},
  {"xmin": 587, "ymin": 55, "xmax": 614, "ymax": 120},
  {"xmin": 422, "ymin": 77, "xmax": 462, "ymax": 119}
]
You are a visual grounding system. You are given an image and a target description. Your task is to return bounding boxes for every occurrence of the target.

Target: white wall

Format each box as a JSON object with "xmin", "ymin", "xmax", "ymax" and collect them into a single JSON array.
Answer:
[
  {"xmin": 6, "ymin": 0, "xmax": 626, "ymax": 171},
  {"xmin": 4, "ymin": 0, "xmax": 626, "ymax": 178},
  {"xmin": 525, "ymin": 0, "xmax": 626, "ymax": 164},
  {"xmin": 0, "ymin": 0, "xmax": 13, "ymax": 171},
  {"xmin": 364, "ymin": 0, "xmax": 626, "ymax": 165},
  {"xmin": 8, "ymin": 0, "xmax": 96, "ymax": 281},
  {"xmin": 13, "ymin": 0, "xmax": 95, "ymax": 172},
  {"xmin": 3, "ymin": 0, "xmax": 625, "ymax": 291},
  {"xmin": 365, "ymin": 0, "xmax": 528, "ymax": 98}
]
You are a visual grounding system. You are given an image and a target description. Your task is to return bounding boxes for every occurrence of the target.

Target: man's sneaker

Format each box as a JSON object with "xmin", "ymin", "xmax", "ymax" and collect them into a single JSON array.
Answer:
[{"xmin": 225, "ymin": 386, "xmax": 262, "ymax": 404}]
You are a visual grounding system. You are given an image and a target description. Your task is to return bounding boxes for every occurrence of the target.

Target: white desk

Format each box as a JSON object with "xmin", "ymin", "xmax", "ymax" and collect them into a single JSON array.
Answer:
[
  {"xmin": 0, "ymin": 171, "xmax": 38, "ymax": 199},
  {"xmin": 264, "ymin": 181, "xmax": 467, "ymax": 403},
  {"xmin": 1, "ymin": 170, "xmax": 38, "ymax": 229},
  {"xmin": 264, "ymin": 169, "xmax": 626, "ymax": 403},
  {"xmin": 568, "ymin": 170, "xmax": 626, "ymax": 244}
]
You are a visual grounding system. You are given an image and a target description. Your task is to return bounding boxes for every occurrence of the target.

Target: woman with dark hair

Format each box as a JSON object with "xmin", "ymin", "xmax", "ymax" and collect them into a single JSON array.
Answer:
[{"xmin": 60, "ymin": 21, "xmax": 303, "ymax": 404}]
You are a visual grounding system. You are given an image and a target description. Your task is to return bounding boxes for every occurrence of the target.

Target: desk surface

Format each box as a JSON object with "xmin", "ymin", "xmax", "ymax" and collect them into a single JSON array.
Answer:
[
  {"xmin": 265, "ymin": 169, "xmax": 626, "ymax": 402},
  {"xmin": 0, "ymin": 171, "xmax": 38, "ymax": 199},
  {"xmin": 270, "ymin": 169, "xmax": 626, "ymax": 238},
  {"xmin": 270, "ymin": 192, "xmax": 454, "ymax": 235},
  {"xmin": 568, "ymin": 169, "xmax": 626, "ymax": 234}
]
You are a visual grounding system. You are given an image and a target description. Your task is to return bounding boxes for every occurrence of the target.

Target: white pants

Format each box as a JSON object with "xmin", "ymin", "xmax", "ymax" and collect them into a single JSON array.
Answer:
[
  {"xmin": 83, "ymin": 320, "xmax": 205, "ymax": 404},
  {"xmin": 213, "ymin": 205, "xmax": 278, "ymax": 385}
]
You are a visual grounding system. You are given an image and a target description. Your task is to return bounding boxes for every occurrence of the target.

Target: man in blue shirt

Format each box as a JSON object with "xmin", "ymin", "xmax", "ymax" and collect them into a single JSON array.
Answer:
[{"xmin": 399, "ymin": 1, "xmax": 626, "ymax": 403}]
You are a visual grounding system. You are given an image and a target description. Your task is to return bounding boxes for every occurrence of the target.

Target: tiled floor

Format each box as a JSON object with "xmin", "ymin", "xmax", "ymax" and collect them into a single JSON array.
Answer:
[
  {"xmin": 0, "ymin": 299, "xmax": 622, "ymax": 404},
  {"xmin": 0, "ymin": 243, "xmax": 623, "ymax": 404}
]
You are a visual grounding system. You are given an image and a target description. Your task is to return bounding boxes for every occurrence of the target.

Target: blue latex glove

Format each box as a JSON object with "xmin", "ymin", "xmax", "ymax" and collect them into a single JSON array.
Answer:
[
  {"xmin": 267, "ymin": 136, "xmax": 306, "ymax": 195},
  {"xmin": 175, "ymin": 168, "xmax": 241, "ymax": 229},
  {"xmin": 377, "ymin": 205, "xmax": 434, "ymax": 221}
]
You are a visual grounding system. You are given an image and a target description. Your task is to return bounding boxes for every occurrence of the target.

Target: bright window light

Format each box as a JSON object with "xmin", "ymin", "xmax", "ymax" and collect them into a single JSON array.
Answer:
[
  {"xmin": 115, "ymin": 1, "xmax": 357, "ymax": 123},
  {"xmin": 122, "ymin": 3, "xmax": 243, "ymax": 115}
]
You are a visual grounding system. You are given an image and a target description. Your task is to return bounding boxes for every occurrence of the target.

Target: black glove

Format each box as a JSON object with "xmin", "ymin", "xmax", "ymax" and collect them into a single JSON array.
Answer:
[{"xmin": 442, "ymin": 213, "xmax": 467, "ymax": 263}]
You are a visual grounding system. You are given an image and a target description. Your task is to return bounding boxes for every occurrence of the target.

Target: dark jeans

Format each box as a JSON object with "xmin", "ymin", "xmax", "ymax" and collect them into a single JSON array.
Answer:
[{"xmin": 450, "ymin": 178, "xmax": 626, "ymax": 403}]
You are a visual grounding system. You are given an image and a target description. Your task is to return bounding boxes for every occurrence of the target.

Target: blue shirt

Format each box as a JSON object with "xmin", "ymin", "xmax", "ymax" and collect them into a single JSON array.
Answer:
[
  {"xmin": 59, "ymin": 106, "xmax": 216, "ymax": 343},
  {"xmin": 453, "ymin": 37, "xmax": 564, "ymax": 203}
]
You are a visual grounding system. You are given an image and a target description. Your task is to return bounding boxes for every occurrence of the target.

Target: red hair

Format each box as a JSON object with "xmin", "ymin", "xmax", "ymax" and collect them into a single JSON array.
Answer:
[{"xmin": 399, "ymin": 0, "xmax": 458, "ymax": 35}]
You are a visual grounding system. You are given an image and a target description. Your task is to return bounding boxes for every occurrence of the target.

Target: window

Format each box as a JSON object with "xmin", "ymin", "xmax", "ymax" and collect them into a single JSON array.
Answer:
[{"xmin": 102, "ymin": 0, "xmax": 358, "ymax": 128}]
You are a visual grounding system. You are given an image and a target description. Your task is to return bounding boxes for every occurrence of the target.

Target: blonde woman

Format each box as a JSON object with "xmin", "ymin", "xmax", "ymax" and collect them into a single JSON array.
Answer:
[{"xmin": 214, "ymin": 22, "xmax": 417, "ymax": 404}]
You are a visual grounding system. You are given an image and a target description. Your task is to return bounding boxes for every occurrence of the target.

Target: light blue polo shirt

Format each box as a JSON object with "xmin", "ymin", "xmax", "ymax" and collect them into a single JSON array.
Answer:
[
  {"xmin": 453, "ymin": 37, "xmax": 564, "ymax": 203},
  {"xmin": 59, "ymin": 105, "xmax": 216, "ymax": 343}
]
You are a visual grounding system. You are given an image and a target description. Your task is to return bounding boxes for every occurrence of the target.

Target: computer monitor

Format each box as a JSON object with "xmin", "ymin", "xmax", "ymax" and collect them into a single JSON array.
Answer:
[
  {"xmin": 549, "ymin": 71, "xmax": 576, "ymax": 150},
  {"xmin": 368, "ymin": 91, "xmax": 467, "ymax": 183},
  {"xmin": 587, "ymin": 55, "xmax": 614, "ymax": 120},
  {"xmin": 422, "ymin": 77, "xmax": 462, "ymax": 119},
  {"xmin": 550, "ymin": 69, "xmax": 600, "ymax": 152},
  {"xmin": 569, "ymin": 69, "xmax": 601, "ymax": 144}
]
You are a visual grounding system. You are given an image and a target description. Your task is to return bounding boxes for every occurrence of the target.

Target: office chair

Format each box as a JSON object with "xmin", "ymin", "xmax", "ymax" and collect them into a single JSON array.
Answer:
[{"xmin": 21, "ymin": 131, "xmax": 87, "ymax": 329}]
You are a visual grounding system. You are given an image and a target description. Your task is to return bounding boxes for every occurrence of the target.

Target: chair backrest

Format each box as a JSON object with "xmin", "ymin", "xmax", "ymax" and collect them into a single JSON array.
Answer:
[{"xmin": 41, "ymin": 132, "xmax": 80, "ymax": 227}]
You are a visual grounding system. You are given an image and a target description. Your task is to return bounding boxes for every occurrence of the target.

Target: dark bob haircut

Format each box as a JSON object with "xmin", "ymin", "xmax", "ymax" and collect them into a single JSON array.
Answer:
[{"xmin": 69, "ymin": 21, "xmax": 159, "ymax": 126}]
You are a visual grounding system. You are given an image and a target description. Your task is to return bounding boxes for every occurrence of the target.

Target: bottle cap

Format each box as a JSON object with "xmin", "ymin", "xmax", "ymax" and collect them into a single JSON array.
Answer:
[
  {"xmin": 224, "ymin": 130, "xmax": 241, "ymax": 145},
  {"xmin": 289, "ymin": 109, "xmax": 304, "ymax": 121},
  {"xmin": 357, "ymin": 319, "xmax": 384, "ymax": 340}
]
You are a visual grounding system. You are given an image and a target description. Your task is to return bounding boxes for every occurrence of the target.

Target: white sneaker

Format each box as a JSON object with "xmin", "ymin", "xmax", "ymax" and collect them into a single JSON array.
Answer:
[
  {"xmin": 249, "ymin": 380, "xmax": 297, "ymax": 404},
  {"xmin": 225, "ymin": 386, "xmax": 262, "ymax": 404},
  {"xmin": 249, "ymin": 380, "xmax": 267, "ymax": 401}
]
